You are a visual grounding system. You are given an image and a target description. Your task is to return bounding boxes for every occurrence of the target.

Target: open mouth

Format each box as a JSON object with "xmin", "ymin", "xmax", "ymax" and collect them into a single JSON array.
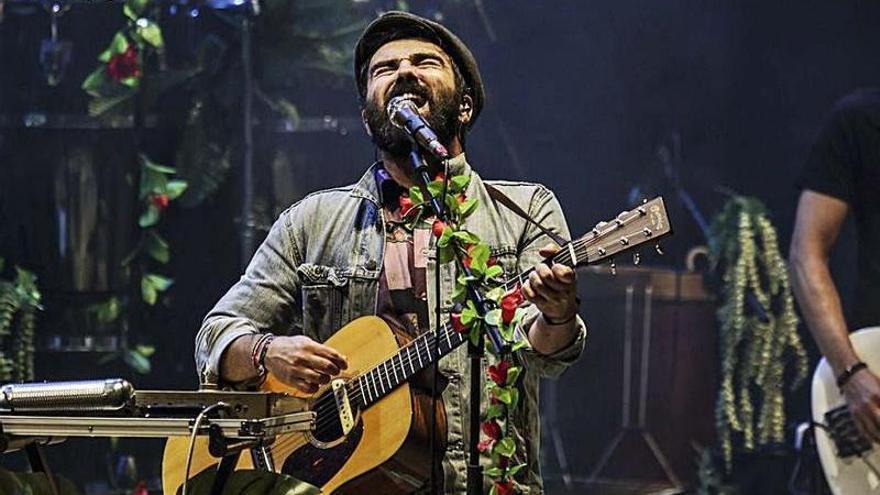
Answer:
[{"xmin": 392, "ymin": 91, "xmax": 429, "ymax": 109}]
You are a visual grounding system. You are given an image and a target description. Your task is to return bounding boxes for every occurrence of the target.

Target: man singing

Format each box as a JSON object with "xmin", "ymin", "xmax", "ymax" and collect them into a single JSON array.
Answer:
[{"xmin": 195, "ymin": 11, "xmax": 586, "ymax": 494}]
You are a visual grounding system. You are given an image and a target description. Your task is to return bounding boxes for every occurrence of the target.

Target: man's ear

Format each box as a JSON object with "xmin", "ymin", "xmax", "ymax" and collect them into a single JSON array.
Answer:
[
  {"xmin": 361, "ymin": 108, "xmax": 373, "ymax": 137},
  {"xmin": 459, "ymin": 94, "xmax": 474, "ymax": 127}
]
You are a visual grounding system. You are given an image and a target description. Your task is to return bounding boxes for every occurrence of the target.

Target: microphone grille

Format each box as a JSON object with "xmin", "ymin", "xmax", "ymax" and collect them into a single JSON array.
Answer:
[
  {"xmin": 387, "ymin": 96, "xmax": 417, "ymax": 116},
  {"xmin": 1, "ymin": 378, "xmax": 134, "ymax": 411}
]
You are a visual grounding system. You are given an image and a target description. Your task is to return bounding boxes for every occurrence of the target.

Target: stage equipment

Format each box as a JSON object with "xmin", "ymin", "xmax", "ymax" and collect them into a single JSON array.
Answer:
[
  {"xmin": 542, "ymin": 266, "xmax": 716, "ymax": 494},
  {"xmin": 0, "ymin": 380, "xmax": 315, "ymax": 495}
]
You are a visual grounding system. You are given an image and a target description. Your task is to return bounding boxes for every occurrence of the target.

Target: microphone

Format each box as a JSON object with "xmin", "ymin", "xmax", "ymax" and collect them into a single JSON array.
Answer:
[
  {"xmin": 386, "ymin": 96, "xmax": 449, "ymax": 159},
  {"xmin": 0, "ymin": 378, "xmax": 134, "ymax": 412}
]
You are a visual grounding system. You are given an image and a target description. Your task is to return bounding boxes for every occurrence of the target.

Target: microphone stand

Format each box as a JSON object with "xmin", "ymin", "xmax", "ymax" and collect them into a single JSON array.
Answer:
[{"xmin": 407, "ymin": 142, "xmax": 508, "ymax": 495}]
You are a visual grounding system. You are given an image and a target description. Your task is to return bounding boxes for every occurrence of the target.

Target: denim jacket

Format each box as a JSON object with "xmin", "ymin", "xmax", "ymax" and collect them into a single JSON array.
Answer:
[{"xmin": 195, "ymin": 154, "xmax": 586, "ymax": 494}]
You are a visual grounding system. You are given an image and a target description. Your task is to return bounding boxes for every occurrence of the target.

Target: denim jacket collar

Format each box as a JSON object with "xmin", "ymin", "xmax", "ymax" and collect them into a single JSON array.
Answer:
[{"xmin": 349, "ymin": 153, "xmax": 473, "ymax": 205}]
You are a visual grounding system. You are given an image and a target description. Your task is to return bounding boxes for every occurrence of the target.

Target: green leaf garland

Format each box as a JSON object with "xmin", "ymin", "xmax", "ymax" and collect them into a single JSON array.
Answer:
[{"xmin": 404, "ymin": 171, "xmax": 529, "ymax": 492}]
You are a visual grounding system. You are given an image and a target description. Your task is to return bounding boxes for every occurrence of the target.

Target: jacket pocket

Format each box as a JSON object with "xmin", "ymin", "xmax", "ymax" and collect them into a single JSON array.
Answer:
[
  {"xmin": 491, "ymin": 245, "xmax": 520, "ymax": 282},
  {"xmin": 297, "ymin": 263, "xmax": 350, "ymax": 341}
]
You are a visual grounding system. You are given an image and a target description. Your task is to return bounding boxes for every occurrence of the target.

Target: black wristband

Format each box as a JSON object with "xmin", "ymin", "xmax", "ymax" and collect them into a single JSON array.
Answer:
[
  {"xmin": 541, "ymin": 312, "xmax": 577, "ymax": 326},
  {"xmin": 837, "ymin": 361, "xmax": 868, "ymax": 388},
  {"xmin": 541, "ymin": 297, "xmax": 580, "ymax": 326}
]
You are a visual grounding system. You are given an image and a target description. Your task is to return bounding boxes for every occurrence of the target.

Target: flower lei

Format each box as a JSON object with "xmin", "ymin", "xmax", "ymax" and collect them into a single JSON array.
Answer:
[{"xmin": 400, "ymin": 170, "xmax": 528, "ymax": 495}]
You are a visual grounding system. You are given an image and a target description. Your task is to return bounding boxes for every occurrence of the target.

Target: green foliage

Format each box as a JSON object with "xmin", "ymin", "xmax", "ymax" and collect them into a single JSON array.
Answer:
[
  {"xmin": 0, "ymin": 467, "xmax": 81, "ymax": 494},
  {"xmin": 696, "ymin": 448, "xmax": 740, "ymax": 495},
  {"xmin": 708, "ymin": 195, "xmax": 808, "ymax": 470},
  {"xmin": 0, "ymin": 259, "xmax": 42, "ymax": 382},
  {"xmin": 179, "ymin": 469, "xmax": 321, "ymax": 495},
  {"xmin": 402, "ymin": 171, "xmax": 528, "ymax": 491}
]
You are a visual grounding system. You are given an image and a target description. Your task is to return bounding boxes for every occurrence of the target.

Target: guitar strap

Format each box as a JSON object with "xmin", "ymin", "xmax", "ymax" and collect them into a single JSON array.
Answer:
[{"xmin": 484, "ymin": 183, "xmax": 569, "ymax": 246}]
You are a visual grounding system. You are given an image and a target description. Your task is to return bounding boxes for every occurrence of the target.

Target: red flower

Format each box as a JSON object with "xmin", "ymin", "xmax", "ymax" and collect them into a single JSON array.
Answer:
[
  {"xmin": 462, "ymin": 256, "xmax": 472, "ymax": 269},
  {"xmin": 482, "ymin": 420, "xmax": 502, "ymax": 440},
  {"xmin": 106, "ymin": 45, "xmax": 141, "ymax": 82},
  {"xmin": 450, "ymin": 313, "xmax": 467, "ymax": 333},
  {"xmin": 489, "ymin": 360, "xmax": 512, "ymax": 386},
  {"xmin": 434, "ymin": 171, "xmax": 446, "ymax": 181},
  {"xmin": 478, "ymin": 438, "xmax": 495, "ymax": 453},
  {"xmin": 487, "ymin": 256, "xmax": 497, "ymax": 267},
  {"xmin": 432, "ymin": 219, "xmax": 446, "ymax": 238},
  {"xmin": 500, "ymin": 288, "xmax": 523, "ymax": 324},
  {"xmin": 131, "ymin": 481, "xmax": 149, "ymax": 495},
  {"xmin": 151, "ymin": 193, "xmax": 169, "ymax": 211},
  {"xmin": 495, "ymin": 480, "xmax": 514, "ymax": 495},
  {"xmin": 399, "ymin": 195, "xmax": 414, "ymax": 215}
]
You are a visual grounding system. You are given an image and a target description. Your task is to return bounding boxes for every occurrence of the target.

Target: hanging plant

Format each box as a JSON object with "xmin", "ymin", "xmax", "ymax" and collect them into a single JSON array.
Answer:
[
  {"xmin": 0, "ymin": 258, "xmax": 43, "ymax": 382},
  {"xmin": 401, "ymin": 172, "xmax": 528, "ymax": 494},
  {"xmin": 81, "ymin": 0, "xmax": 164, "ymax": 116},
  {"xmin": 708, "ymin": 195, "xmax": 807, "ymax": 470},
  {"xmin": 92, "ymin": 154, "xmax": 187, "ymax": 374}
]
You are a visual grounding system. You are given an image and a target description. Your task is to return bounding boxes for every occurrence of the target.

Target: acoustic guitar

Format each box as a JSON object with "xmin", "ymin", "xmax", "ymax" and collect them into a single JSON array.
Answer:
[{"xmin": 163, "ymin": 197, "xmax": 672, "ymax": 494}]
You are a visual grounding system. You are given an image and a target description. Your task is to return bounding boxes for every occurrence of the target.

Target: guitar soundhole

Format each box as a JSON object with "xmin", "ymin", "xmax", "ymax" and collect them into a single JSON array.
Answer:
[{"xmin": 283, "ymin": 390, "xmax": 365, "ymax": 487}]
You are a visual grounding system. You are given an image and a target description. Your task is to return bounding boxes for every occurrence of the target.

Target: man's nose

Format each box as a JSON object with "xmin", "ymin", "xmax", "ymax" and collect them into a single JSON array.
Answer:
[{"xmin": 394, "ymin": 60, "xmax": 419, "ymax": 80}]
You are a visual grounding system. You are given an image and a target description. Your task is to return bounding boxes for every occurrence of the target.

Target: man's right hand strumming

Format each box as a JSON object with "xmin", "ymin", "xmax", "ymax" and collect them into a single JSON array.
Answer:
[
  {"xmin": 220, "ymin": 333, "xmax": 348, "ymax": 393},
  {"xmin": 263, "ymin": 335, "xmax": 349, "ymax": 394}
]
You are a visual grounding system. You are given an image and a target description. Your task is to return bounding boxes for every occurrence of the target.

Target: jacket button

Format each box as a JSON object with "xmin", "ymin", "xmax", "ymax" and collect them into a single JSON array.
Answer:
[{"xmin": 365, "ymin": 260, "xmax": 377, "ymax": 270}]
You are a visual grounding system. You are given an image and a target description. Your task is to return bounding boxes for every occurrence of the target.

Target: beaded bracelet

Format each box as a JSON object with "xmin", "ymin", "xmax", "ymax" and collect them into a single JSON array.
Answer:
[
  {"xmin": 256, "ymin": 335, "xmax": 275, "ymax": 378},
  {"xmin": 250, "ymin": 333, "xmax": 275, "ymax": 377},
  {"xmin": 836, "ymin": 361, "xmax": 868, "ymax": 388}
]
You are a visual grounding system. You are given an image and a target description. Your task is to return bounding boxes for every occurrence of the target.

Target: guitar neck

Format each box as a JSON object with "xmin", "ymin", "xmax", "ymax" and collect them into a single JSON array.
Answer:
[
  {"xmin": 350, "ymin": 197, "xmax": 670, "ymax": 409},
  {"xmin": 350, "ymin": 244, "xmax": 579, "ymax": 409}
]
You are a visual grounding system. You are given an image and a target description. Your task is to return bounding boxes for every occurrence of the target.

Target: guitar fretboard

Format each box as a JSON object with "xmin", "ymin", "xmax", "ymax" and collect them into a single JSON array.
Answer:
[
  {"xmin": 345, "ymin": 238, "xmax": 586, "ymax": 409},
  {"xmin": 343, "ymin": 197, "xmax": 666, "ymax": 410}
]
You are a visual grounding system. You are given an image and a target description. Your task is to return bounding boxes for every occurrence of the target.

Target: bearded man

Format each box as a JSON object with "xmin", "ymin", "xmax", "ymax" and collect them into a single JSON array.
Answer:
[{"xmin": 195, "ymin": 11, "xmax": 586, "ymax": 494}]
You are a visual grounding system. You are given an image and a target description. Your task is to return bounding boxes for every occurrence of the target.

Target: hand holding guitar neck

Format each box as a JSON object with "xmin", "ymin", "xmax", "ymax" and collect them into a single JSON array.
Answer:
[{"xmin": 523, "ymin": 243, "xmax": 579, "ymax": 323}]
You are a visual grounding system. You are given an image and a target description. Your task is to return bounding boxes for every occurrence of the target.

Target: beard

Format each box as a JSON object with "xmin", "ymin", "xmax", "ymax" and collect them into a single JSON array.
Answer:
[{"xmin": 364, "ymin": 79, "xmax": 463, "ymax": 158}]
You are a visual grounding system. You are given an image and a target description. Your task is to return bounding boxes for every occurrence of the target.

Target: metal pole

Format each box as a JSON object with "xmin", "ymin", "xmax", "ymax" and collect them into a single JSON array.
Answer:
[{"xmin": 239, "ymin": 15, "xmax": 255, "ymax": 269}]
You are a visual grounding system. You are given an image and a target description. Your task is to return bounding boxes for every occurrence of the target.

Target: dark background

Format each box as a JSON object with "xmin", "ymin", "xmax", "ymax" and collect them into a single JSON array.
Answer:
[{"xmin": 2, "ymin": 0, "xmax": 879, "ymax": 492}]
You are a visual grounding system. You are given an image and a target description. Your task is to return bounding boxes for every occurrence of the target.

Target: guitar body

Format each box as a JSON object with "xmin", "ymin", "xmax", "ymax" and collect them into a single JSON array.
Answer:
[
  {"xmin": 163, "ymin": 316, "xmax": 446, "ymax": 494},
  {"xmin": 812, "ymin": 326, "xmax": 880, "ymax": 494}
]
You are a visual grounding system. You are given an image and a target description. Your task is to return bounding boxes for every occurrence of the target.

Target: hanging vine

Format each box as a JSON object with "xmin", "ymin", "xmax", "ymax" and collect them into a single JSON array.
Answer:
[
  {"xmin": 0, "ymin": 258, "xmax": 43, "ymax": 382},
  {"xmin": 708, "ymin": 196, "xmax": 807, "ymax": 470}
]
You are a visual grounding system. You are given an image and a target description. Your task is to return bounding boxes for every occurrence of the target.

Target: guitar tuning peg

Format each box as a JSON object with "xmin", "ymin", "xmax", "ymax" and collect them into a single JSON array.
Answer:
[
  {"xmin": 654, "ymin": 243, "xmax": 664, "ymax": 255},
  {"xmin": 633, "ymin": 252, "xmax": 640, "ymax": 265},
  {"xmin": 610, "ymin": 260, "xmax": 617, "ymax": 275}
]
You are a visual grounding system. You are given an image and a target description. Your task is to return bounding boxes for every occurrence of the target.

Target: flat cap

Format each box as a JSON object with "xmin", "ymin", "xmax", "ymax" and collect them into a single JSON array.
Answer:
[{"xmin": 354, "ymin": 11, "xmax": 485, "ymax": 128}]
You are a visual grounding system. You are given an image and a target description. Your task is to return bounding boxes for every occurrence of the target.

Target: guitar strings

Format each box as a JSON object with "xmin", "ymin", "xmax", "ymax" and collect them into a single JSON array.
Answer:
[
  {"xmin": 269, "ymin": 240, "xmax": 596, "ymax": 453},
  {"xmin": 272, "ymin": 243, "xmax": 587, "ymax": 451},
  {"xmin": 271, "ymin": 229, "xmax": 634, "ymax": 453},
  {"xmin": 265, "ymin": 225, "xmax": 637, "ymax": 455}
]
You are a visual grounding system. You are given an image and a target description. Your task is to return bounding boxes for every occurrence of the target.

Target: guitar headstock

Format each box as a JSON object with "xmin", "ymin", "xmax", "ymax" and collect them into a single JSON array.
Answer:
[{"xmin": 568, "ymin": 197, "xmax": 672, "ymax": 268}]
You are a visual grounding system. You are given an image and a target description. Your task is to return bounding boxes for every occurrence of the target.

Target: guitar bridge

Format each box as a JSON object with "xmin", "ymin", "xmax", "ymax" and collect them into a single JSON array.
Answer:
[
  {"xmin": 825, "ymin": 405, "xmax": 873, "ymax": 458},
  {"xmin": 332, "ymin": 379, "xmax": 355, "ymax": 435}
]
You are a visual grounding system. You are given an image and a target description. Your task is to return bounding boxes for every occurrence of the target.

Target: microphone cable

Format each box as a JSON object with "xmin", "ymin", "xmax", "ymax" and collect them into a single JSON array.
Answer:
[{"xmin": 182, "ymin": 401, "xmax": 229, "ymax": 495}]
